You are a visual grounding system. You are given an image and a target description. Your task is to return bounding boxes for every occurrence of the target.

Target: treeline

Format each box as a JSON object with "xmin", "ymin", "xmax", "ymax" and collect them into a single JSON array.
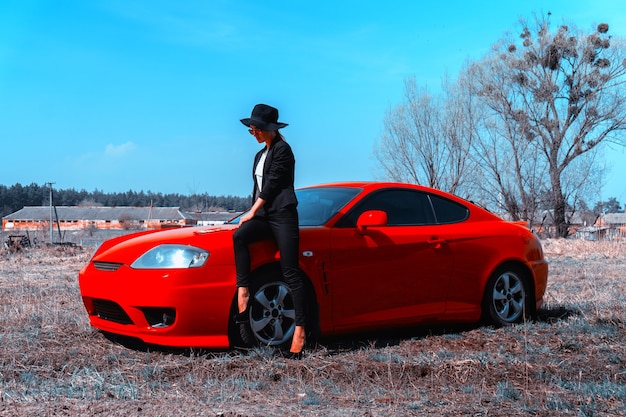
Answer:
[{"xmin": 0, "ymin": 183, "xmax": 252, "ymax": 218}]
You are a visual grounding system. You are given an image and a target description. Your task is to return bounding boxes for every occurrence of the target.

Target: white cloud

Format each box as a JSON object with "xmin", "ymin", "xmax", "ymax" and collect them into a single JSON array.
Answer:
[{"xmin": 104, "ymin": 141, "xmax": 137, "ymax": 157}]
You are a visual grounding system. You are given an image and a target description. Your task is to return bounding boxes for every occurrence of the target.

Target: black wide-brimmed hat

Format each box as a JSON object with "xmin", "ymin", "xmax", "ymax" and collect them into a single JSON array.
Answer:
[{"xmin": 240, "ymin": 104, "xmax": 288, "ymax": 130}]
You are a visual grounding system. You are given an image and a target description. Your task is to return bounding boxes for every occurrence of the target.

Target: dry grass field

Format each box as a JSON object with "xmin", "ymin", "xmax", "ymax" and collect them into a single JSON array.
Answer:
[{"xmin": 0, "ymin": 238, "xmax": 624, "ymax": 416}]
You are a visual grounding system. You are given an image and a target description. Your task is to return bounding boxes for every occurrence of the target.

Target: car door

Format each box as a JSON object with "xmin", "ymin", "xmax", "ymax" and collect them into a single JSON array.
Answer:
[{"xmin": 327, "ymin": 189, "xmax": 454, "ymax": 331}]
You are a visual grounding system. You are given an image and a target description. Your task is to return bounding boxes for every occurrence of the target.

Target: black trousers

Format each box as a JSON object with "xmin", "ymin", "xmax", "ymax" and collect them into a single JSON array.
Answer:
[{"xmin": 232, "ymin": 206, "xmax": 306, "ymax": 326}]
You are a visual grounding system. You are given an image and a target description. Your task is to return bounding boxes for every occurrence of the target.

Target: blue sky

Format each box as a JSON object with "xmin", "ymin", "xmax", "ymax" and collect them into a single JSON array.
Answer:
[{"xmin": 1, "ymin": 0, "xmax": 624, "ymax": 204}]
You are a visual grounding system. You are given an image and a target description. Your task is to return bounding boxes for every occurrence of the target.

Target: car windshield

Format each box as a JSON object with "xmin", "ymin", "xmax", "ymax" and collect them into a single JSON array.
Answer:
[
  {"xmin": 296, "ymin": 187, "xmax": 361, "ymax": 226},
  {"xmin": 227, "ymin": 186, "xmax": 361, "ymax": 226}
]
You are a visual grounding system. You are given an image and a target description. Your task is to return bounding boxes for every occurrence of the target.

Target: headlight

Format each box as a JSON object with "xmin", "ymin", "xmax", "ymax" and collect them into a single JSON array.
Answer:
[{"xmin": 131, "ymin": 245, "xmax": 209, "ymax": 269}]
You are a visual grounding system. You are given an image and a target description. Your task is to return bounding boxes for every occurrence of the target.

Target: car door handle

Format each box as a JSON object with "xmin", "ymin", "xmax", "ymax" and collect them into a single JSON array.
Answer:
[{"xmin": 427, "ymin": 237, "xmax": 446, "ymax": 249}]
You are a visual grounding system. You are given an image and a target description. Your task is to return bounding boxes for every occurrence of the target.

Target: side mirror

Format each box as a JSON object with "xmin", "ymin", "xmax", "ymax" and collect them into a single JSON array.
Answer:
[{"xmin": 356, "ymin": 210, "xmax": 388, "ymax": 234}]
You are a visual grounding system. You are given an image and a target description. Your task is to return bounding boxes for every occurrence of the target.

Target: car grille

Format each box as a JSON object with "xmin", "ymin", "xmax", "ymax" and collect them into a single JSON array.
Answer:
[
  {"xmin": 92, "ymin": 299, "xmax": 133, "ymax": 325},
  {"xmin": 93, "ymin": 261, "xmax": 123, "ymax": 271}
]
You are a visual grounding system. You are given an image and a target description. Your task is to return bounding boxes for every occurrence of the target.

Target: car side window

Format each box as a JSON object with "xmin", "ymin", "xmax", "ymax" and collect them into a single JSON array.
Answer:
[
  {"xmin": 337, "ymin": 189, "xmax": 436, "ymax": 227},
  {"xmin": 430, "ymin": 194, "xmax": 469, "ymax": 223}
]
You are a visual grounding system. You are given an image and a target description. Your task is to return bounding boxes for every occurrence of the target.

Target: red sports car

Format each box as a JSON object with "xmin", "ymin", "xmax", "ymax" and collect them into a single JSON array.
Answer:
[{"xmin": 78, "ymin": 182, "xmax": 548, "ymax": 349}]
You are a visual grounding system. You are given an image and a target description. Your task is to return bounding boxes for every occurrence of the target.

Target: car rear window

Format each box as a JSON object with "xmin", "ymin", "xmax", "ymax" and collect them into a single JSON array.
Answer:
[{"xmin": 430, "ymin": 194, "xmax": 469, "ymax": 223}]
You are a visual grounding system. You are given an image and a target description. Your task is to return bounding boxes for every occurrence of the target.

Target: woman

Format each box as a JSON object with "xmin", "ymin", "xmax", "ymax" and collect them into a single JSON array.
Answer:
[{"xmin": 233, "ymin": 103, "xmax": 306, "ymax": 358}]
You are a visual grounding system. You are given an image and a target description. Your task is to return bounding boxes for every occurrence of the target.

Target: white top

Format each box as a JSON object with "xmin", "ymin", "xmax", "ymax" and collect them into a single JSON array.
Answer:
[{"xmin": 255, "ymin": 148, "xmax": 268, "ymax": 194}]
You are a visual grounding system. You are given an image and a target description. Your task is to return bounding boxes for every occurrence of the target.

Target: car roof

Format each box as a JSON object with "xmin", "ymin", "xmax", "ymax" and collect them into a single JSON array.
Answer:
[{"xmin": 298, "ymin": 181, "xmax": 446, "ymax": 195}]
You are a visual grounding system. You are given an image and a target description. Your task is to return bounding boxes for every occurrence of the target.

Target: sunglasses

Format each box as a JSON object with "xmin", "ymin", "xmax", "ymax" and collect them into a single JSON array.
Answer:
[{"xmin": 248, "ymin": 128, "xmax": 263, "ymax": 135}]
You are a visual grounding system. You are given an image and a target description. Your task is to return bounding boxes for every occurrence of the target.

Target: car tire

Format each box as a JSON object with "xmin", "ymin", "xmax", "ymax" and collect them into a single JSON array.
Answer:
[
  {"xmin": 483, "ymin": 265, "xmax": 531, "ymax": 326},
  {"xmin": 235, "ymin": 264, "xmax": 319, "ymax": 349},
  {"xmin": 237, "ymin": 321, "xmax": 255, "ymax": 347}
]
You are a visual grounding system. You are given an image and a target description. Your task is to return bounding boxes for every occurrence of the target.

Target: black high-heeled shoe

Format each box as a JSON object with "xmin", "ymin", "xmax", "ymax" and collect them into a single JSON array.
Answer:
[{"xmin": 284, "ymin": 349, "xmax": 304, "ymax": 360}]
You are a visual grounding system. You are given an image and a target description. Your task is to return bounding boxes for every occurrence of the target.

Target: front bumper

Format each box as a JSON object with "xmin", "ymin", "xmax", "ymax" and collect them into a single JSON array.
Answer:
[{"xmin": 78, "ymin": 262, "xmax": 236, "ymax": 348}]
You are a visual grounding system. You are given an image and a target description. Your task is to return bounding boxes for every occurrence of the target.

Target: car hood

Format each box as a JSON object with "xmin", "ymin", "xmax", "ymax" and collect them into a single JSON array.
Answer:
[{"xmin": 91, "ymin": 225, "xmax": 238, "ymax": 265}]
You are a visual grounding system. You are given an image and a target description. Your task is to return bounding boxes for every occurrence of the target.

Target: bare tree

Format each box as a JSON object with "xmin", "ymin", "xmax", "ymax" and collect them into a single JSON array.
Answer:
[
  {"xmin": 467, "ymin": 56, "xmax": 550, "ymax": 225},
  {"xmin": 469, "ymin": 15, "xmax": 626, "ymax": 237},
  {"xmin": 375, "ymin": 75, "xmax": 476, "ymax": 195},
  {"xmin": 118, "ymin": 213, "xmax": 137, "ymax": 230}
]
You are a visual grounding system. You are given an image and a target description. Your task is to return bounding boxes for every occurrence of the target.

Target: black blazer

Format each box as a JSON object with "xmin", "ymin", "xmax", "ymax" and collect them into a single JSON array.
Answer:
[{"xmin": 252, "ymin": 137, "xmax": 298, "ymax": 215}]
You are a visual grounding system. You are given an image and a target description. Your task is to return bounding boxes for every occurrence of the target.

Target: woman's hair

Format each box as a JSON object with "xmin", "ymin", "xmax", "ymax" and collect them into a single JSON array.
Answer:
[{"xmin": 275, "ymin": 130, "xmax": 286, "ymax": 141}]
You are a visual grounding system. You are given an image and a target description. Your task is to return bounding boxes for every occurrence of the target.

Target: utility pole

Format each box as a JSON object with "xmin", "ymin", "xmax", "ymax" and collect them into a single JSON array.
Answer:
[{"xmin": 45, "ymin": 182, "xmax": 55, "ymax": 243}]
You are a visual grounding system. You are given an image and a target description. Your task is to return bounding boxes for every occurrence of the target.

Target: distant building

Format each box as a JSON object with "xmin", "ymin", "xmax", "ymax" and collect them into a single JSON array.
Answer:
[
  {"xmin": 594, "ymin": 212, "xmax": 626, "ymax": 239},
  {"xmin": 574, "ymin": 225, "xmax": 611, "ymax": 241},
  {"xmin": 1, "ymin": 206, "xmax": 240, "ymax": 232},
  {"xmin": 189, "ymin": 211, "xmax": 241, "ymax": 226},
  {"xmin": 517, "ymin": 210, "xmax": 586, "ymax": 238}
]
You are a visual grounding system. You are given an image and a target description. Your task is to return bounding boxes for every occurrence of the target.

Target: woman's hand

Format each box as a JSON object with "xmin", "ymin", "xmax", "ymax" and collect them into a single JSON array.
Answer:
[
  {"xmin": 238, "ymin": 211, "xmax": 255, "ymax": 226},
  {"xmin": 238, "ymin": 197, "xmax": 266, "ymax": 227}
]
